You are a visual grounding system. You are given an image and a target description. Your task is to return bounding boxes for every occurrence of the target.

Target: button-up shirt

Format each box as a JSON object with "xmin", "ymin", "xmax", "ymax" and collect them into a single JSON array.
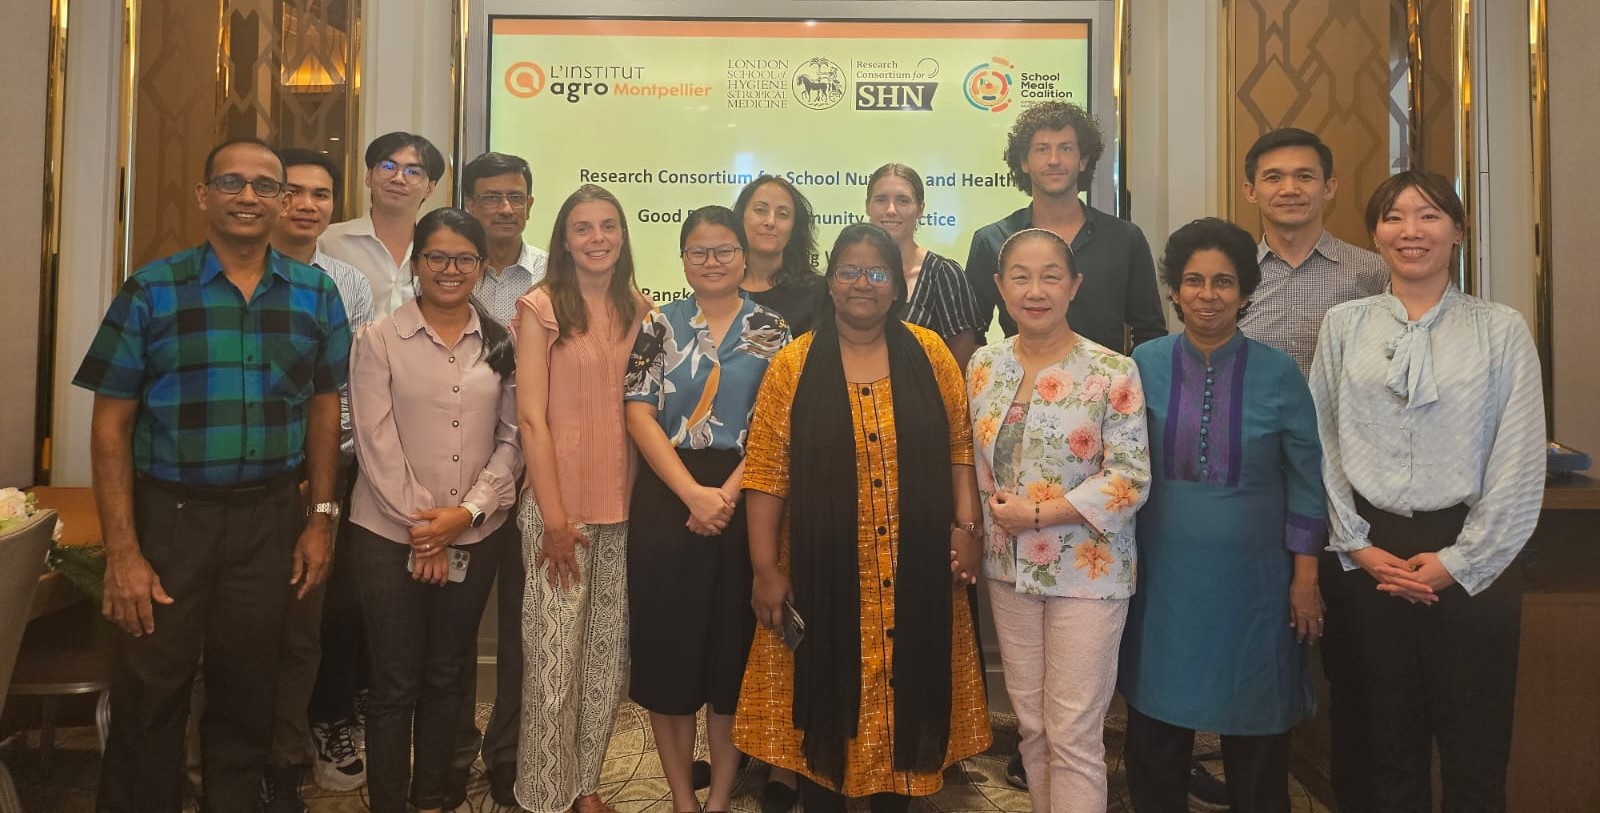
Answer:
[
  {"xmin": 348, "ymin": 299, "xmax": 522, "ymax": 545},
  {"xmin": 1309, "ymin": 286, "xmax": 1546, "ymax": 595},
  {"xmin": 312, "ymin": 248, "xmax": 375, "ymax": 328},
  {"xmin": 965, "ymin": 203, "xmax": 1168, "ymax": 352},
  {"xmin": 475, "ymin": 241, "xmax": 548, "ymax": 327},
  {"xmin": 1240, "ymin": 230, "xmax": 1388, "ymax": 377},
  {"xmin": 73, "ymin": 244, "xmax": 351, "ymax": 487},
  {"xmin": 320, "ymin": 213, "xmax": 414, "ymax": 319}
]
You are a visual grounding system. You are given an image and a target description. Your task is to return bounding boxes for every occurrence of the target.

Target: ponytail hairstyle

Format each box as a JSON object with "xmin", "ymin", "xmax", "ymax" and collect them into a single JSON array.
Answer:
[{"xmin": 411, "ymin": 207, "xmax": 516, "ymax": 379}]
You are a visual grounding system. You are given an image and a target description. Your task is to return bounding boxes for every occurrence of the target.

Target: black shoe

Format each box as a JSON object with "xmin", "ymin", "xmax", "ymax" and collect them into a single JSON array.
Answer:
[
  {"xmin": 691, "ymin": 759, "xmax": 713, "ymax": 791},
  {"xmin": 1005, "ymin": 752, "xmax": 1028, "ymax": 790},
  {"xmin": 488, "ymin": 761, "xmax": 520, "ymax": 807},
  {"xmin": 260, "ymin": 764, "xmax": 308, "ymax": 813},
  {"xmin": 759, "ymin": 778, "xmax": 798, "ymax": 813},
  {"xmin": 1187, "ymin": 761, "xmax": 1231, "ymax": 811}
]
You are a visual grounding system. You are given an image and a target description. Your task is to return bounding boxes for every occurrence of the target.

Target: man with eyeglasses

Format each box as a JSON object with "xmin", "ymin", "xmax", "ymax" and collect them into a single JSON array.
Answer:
[
  {"xmin": 254, "ymin": 148, "xmax": 374, "ymax": 811},
  {"xmin": 75, "ymin": 137, "xmax": 351, "ymax": 813},
  {"xmin": 464, "ymin": 151, "xmax": 548, "ymax": 326},
  {"xmin": 432, "ymin": 150, "xmax": 550, "ymax": 809},
  {"xmin": 320, "ymin": 131, "xmax": 446, "ymax": 318}
]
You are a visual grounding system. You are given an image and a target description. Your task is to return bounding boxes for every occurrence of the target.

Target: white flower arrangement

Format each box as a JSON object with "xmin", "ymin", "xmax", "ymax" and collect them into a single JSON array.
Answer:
[{"xmin": 0, "ymin": 486, "xmax": 64, "ymax": 541}]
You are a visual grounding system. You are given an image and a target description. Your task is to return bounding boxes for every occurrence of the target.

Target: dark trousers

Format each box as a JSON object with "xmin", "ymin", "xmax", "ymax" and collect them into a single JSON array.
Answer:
[
  {"xmin": 1123, "ymin": 705, "xmax": 1290, "ymax": 813},
  {"xmin": 796, "ymin": 776, "xmax": 911, "ymax": 813},
  {"xmin": 1319, "ymin": 551, "xmax": 1372, "ymax": 813},
  {"xmin": 352, "ymin": 522, "xmax": 506, "ymax": 813},
  {"xmin": 305, "ymin": 465, "xmax": 365, "ymax": 726},
  {"xmin": 98, "ymin": 476, "xmax": 303, "ymax": 813},
  {"xmin": 446, "ymin": 518, "xmax": 527, "ymax": 791},
  {"xmin": 1325, "ymin": 496, "xmax": 1523, "ymax": 813}
]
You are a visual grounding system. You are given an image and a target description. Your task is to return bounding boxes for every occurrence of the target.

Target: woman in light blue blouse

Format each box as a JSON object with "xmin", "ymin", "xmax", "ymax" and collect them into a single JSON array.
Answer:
[
  {"xmin": 1119, "ymin": 218, "xmax": 1326, "ymax": 813},
  {"xmin": 1310, "ymin": 171, "xmax": 1545, "ymax": 812},
  {"xmin": 622, "ymin": 205, "xmax": 790, "ymax": 813}
]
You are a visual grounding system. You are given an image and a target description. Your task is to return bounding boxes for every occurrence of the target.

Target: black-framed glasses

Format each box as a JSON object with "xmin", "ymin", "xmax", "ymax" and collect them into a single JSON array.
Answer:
[
  {"xmin": 375, "ymin": 160, "xmax": 429, "ymax": 185},
  {"xmin": 472, "ymin": 192, "xmax": 530, "ymax": 210},
  {"xmin": 835, "ymin": 265, "xmax": 893, "ymax": 285},
  {"xmin": 209, "ymin": 174, "xmax": 284, "ymax": 198},
  {"xmin": 681, "ymin": 245, "xmax": 743, "ymax": 266},
  {"xmin": 419, "ymin": 252, "xmax": 483, "ymax": 274}
]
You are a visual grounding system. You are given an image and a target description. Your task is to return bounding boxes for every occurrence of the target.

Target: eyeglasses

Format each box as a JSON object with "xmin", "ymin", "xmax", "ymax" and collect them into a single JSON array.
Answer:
[
  {"xmin": 471, "ymin": 192, "xmax": 530, "ymax": 210},
  {"xmin": 681, "ymin": 245, "xmax": 743, "ymax": 266},
  {"xmin": 418, "ymin": 252, "xmax": 483, "ymax": 274},
  {"xmin": 208, "ymin": 174, "xmax": 284, "ymax": 198},
  {"xmin": 834, "ymin": 266, "xmax": 893, "ymax": 285},
  {"xmin": 375, "ymin": 160, "xmax": 429, "ymax": 185}
]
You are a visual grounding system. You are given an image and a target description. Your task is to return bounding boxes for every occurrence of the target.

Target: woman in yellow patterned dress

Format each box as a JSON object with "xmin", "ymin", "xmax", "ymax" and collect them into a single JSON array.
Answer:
[{"xmin": 734, "ymin": 223, "xmax": 992, "ymax": 813}]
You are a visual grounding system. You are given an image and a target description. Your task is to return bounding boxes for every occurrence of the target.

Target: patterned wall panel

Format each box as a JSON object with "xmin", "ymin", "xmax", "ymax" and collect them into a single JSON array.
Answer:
[
  {"xmin": 125, "ymin": 0, "xmax": 359, "ymax": 275},
  {"xmin": 1228, "ymin": 0, "xmax": 1403, "ymax": 248}
]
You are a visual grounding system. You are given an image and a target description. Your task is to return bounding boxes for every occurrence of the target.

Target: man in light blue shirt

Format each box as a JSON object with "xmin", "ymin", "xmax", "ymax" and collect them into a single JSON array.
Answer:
[{"xmin": 464, "ymin": 151, "xmax": 548, "ymax": 327}]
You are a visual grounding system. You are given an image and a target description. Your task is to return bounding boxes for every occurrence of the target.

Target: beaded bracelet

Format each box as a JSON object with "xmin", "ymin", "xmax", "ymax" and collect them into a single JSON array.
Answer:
[{"xmin": 1034, "ymin": 503, "xmax": 1041, "ymax": 530}]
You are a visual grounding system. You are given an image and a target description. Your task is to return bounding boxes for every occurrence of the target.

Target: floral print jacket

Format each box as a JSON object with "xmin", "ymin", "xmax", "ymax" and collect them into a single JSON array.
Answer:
[{"xmin": 969, "ymin": 336, "xmax": 1152, "ymax": 599}]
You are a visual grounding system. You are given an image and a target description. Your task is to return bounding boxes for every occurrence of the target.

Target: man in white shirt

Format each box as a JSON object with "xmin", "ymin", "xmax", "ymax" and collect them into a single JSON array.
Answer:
[
  {"xmin": 463, "ymin": 151, "xmax": 548, "ymax": 326},
  {"xmin": 320, "ymin": 132, "xmax": 444, "ymax": 318},
  {"xmin": 261, "ymin": 148, "xmax": 375, "ymax": 812}
]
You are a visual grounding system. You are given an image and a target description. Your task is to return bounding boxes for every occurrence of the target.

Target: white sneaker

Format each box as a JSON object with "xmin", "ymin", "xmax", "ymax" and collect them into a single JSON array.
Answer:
[{"xmin": 308, "ymin": 719, "xmax": 367, "ymax": 792}]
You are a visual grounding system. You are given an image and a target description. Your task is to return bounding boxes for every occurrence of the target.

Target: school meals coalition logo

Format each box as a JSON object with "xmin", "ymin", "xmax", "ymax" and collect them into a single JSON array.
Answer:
[
  {"xmin": 793, "ymin": 58, "xmax": 846, "ymax": 110},
  {"xmin": 964, "ymin": 57, "xmax": 1015, "ymax": 113},
  {"xmin": 505, "ymin": 62, "xmax": 547, "ymax": 99}
]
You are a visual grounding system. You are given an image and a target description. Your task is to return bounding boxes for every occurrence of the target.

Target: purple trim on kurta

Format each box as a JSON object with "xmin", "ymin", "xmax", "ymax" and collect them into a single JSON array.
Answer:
[
  {"xmin": 1164, "ymin": 335, "xmax": 1247, "ymax": 487},
  {"xmin": 1163, "ymin": 347, "xmax": 1185, "ymax": 481},
  {"xmin": 1284, "ymin": 510, "xmax": 1328, "ymax": 556},
  {"xmin": 1224, "ymin": 340, "xmax": 1250, "ymax": 488}
]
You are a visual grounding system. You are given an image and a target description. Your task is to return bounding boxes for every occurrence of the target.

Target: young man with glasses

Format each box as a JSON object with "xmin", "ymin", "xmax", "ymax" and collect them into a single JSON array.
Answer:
[
  {"xmin": 320, "ymin": 131, "xmax": 446, "ymax": 318},
  {"xmin": 256, "ymin": 148, "xmax": 375, "ymax": 811},
  {"xmin": 76, "ymin": 137, "xmax": 351, "ymax": 812}
]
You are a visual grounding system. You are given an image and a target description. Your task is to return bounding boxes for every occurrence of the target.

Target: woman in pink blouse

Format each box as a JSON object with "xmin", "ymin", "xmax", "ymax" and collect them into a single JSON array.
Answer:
[
  {"xmin": 348, "ymin": 208, "xmax": 522, "ymax": 813},
  {"xmin": 513, "ymin": 184, "xmax": 650, "ymax": 813},
  {"xmin": 966, "ymin": 229, "xmax": 1152, "ymax": 813}
]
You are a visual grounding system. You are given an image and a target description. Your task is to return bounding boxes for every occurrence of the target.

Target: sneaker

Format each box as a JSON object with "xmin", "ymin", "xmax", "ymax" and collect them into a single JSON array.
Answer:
[
  {"xmin": 1187, "ymin": 760, "xmax": 1231, "ymax": 811},
  {"xmin": 1005, "ymin": 752, "xmax": 1028, "ymax": 790},
  {"xmin": 309, "ymin": 719, "xmax": 367, "ymax": 792},
  {"xmin": 260, "ymin": 765, "xmax": 308, "ymax": 813}
]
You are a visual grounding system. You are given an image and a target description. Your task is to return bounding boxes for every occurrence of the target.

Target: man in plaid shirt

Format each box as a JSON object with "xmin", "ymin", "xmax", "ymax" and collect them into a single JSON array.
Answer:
[{"xmin": 74, "ymin": 137, "xmax": 351, "ymax": 813}]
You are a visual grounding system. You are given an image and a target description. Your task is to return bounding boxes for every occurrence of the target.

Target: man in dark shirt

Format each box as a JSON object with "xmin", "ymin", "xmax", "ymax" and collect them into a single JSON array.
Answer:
[
  {"xmin": 76, "ymin": 137, "xmax": 351, "ymax": 812},
  {"xmin": 965, "ymin": 101, "xmax": 1167, "ymax": 353}
]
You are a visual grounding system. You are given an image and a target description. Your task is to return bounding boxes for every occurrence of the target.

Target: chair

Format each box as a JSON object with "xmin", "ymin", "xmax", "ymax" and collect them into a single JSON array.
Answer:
[{"xmin": 0, "ymin": 509, "xmax": 58, "ymax": 813}]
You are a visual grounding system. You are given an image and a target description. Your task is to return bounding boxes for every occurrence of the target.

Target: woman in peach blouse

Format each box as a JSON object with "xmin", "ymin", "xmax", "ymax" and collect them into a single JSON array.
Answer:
[
  {"xmin": 348, "ymin": 208, "xmax": 521, "ymax": 813},
  {"xmin": 966, "ymin": 228, "xmax": 1151, "ymax": 813},
  {"xmin": 512, "ymin": 184, "xmax": 649, "ymax": 813},
  {"xmin": 735, "ymin": 223, "xmax": 990, "ymax": 813}
]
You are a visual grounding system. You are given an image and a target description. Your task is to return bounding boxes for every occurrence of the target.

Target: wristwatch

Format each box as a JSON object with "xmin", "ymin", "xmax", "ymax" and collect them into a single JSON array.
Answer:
[
  {"xmin": 461, "ymin": 501, "xmax": 487, "ymax": 528},
  {"xmin": 307, "ymin": 502, "xmax": 341, "ymax": 519}
]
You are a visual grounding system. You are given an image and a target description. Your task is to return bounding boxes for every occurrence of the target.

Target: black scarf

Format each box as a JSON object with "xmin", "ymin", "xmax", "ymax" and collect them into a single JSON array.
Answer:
[{"xmin": 787, "ymin": 317, "xmax": 955, "ymax": 786}]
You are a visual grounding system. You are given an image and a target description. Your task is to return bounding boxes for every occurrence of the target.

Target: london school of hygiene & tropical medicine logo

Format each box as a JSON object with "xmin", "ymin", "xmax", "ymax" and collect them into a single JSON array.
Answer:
[
  {"xmin": 964, "ymin": 57, "xmax": 1015, "ymax": 112},
  {"xmin": 793, "ymin": 57, "xmax": 846, "ymax": 110}
]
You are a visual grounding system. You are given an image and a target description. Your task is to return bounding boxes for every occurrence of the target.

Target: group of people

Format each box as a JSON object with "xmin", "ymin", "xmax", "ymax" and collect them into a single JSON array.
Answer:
[{"xmin": 75, "ymin": 98, "xmax": 1545, "ymax": 813}]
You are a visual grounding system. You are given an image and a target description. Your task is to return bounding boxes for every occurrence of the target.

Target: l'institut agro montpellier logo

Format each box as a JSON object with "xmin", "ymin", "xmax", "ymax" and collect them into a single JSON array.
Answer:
[
  {"xmin": 504, "ymin": 61, "xmax": 710, "ymax": 103},
  {"xmin": 964, "ymin": 57, "xmax": 1015, "ymax": 113}
]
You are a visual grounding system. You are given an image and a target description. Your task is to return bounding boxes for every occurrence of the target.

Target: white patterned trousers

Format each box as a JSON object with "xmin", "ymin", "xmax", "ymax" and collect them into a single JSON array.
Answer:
[{"xmin": 514, "ymin": 494, "xmax": 630, "ymax": 813}]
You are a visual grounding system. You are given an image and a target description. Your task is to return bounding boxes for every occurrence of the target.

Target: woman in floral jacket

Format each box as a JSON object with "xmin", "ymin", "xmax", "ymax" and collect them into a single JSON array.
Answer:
[{"xmin": 968, "ymin": 228, "xmax": 1151, "ymax": 813}]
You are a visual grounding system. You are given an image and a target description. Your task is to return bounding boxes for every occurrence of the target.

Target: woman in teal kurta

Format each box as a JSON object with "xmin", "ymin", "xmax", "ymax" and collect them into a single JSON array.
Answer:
[{"xmin": 1118, "ymin": 218, "xmax": 1326, "ymax": 813}]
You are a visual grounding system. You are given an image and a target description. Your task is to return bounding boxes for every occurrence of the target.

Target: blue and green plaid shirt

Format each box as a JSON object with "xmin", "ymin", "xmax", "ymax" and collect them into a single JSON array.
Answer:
[{"xmin": 74, "ymin": 243, "xmax": 352, "ymax": 487}]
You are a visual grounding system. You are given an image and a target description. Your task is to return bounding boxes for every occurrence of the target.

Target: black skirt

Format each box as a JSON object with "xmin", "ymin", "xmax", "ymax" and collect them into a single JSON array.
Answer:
[{"xmin": 626, "ymin": 447, "xmax": 756, "ymax": 715}]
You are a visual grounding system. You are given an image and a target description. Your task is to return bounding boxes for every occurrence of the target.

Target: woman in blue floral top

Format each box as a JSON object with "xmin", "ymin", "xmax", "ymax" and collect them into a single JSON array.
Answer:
[
  {"xmin": 622, "ymin": 205, "xmax": 790, "ymax": 813},
  {"xmin": 967, "ymin": 228, "xmax": 1151, "ymax": 813}
]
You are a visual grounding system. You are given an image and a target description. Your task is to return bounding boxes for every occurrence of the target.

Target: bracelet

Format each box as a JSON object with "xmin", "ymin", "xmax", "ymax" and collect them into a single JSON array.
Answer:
[
  {"xmin": 953, "ymin": 521, "xmax": 980, "ymax": 538},
  {"xmin": 1034, "ymin": 503, "xmax": 1041, "ymax": 530}
]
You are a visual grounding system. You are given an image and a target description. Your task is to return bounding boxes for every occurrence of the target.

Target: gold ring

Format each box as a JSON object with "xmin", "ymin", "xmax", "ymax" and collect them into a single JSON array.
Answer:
[
  {"xmin": 1316, "ymin": 617, "xmax": 1325, "ymax": 622},
  {"xmin": 423, "ymin": 544, "xmax": 432, "ymax": 551}
]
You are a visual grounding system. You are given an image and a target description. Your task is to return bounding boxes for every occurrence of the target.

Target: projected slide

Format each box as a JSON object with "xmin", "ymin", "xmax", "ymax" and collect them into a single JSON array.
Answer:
[{"xmin": 487, "ymin": 17, "xmax": 1091, "ymax": 300}]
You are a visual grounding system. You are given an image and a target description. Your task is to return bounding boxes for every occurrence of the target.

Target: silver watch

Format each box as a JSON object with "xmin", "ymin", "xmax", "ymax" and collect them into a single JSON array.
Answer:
[{"xmin": 306, "ymin": 501, "xmax": 341, "ymax": 519}]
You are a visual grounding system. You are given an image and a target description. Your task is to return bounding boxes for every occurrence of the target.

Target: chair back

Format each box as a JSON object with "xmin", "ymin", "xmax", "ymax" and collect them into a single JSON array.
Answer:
[{"xmin": 0, "ymin": 509, "xmax": 57, "ymax": 719}]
